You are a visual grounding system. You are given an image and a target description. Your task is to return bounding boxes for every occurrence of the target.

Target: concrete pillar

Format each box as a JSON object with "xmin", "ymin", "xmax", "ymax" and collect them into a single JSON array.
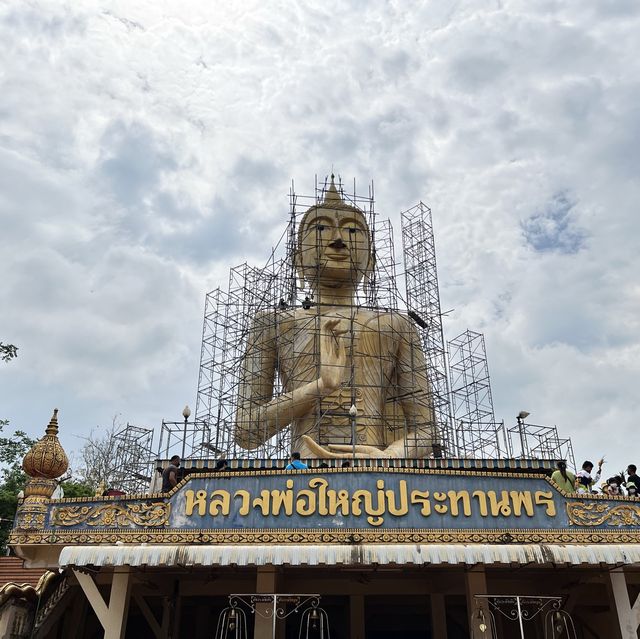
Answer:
[
  {"xmin": 74, "ymin": 567, "xmax": 131, "ymax": 639},
  {"xmin": 610, "ymin": 568, "xmax": 640, "ymax": 639},
  {"xmin": 465, "ymin": 568, "xmax": 494, "ymax": 638},
  {"xmin": 349, "ymin": 594, "xmax": 365, "ymax": 639},
  {"xmin": 431, "ymin": 593, "xmax": 447, "ymax": 639},
  {"xmin": 254, "ymin": 566, "xmax": 279, "ymax": 639}
]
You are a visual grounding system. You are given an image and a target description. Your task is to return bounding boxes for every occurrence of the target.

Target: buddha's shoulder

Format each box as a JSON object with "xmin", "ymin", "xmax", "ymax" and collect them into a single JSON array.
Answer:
[
  {"xmin": 255, "ymin": 307, "xmax": 415, "ymax": 331},
  {"xmin": 358, "ymin": 308, "xmax": 414, "ymax": 330}
]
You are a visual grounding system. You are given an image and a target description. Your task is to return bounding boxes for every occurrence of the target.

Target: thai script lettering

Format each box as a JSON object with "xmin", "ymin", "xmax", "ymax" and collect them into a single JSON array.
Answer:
[{"xmin": 183, "ymin": 480, "xmax": 556, "ymax": 526}]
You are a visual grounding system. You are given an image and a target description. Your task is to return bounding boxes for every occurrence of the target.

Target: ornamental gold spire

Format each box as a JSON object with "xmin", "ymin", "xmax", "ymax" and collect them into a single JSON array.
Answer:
[
  {"xmin": 325, "ymin": 173, "xmax": 341, "ymax": 202},
  {"xmin": 22, "ymin": 409, "xmax": 69, "ymax": 480}
]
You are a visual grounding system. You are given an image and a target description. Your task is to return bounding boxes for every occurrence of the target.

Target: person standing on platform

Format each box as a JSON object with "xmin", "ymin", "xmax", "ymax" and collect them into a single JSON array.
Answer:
[
  {"xmin": 550, "ymin": 460, "xmax": 576, "ymax": 493},
  {"xmin": 285, "ymin": 452, "xmax": 308, "ymax": 470},
  {"xmin": 575, "ymin": 459, "xmax": 603, "ymax": 494},
  {"xmin": 626, "ymin": 464, "xmax": 640, "ymax": 493},
  {"xmin": 214, "ymin": 459, "xmax": 229, "ymax": 472},
  {"xmin": 161, "ymin": 455, "xmax": 181, "ymax": 492},
  {"xmin": 601, "ymin": 476, "xmax": 623, "ymax": 496}
]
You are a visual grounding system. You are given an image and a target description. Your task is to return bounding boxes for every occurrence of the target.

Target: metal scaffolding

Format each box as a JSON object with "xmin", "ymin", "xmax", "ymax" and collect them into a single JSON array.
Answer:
[
  {"xmin": 509, "ymin": 419, "xmax": 576, "ymax": 470},
  {"xmin": 401, "ymin": 202, "xmax": 453, "ymax": 456},
  {"xmin": 97, "ymin": 174, "xmax": 583, "ymax": 498},
  {"xmin": 192, "ymin": 176, "xmax": 436, "ymax": 460},
  {"xmin": 111, "ymin": 423, "xmax": 155, "ymax": 493},
  {"xmin": 185, "ymin": 176, "xmax": 575, "ymax": 468},
  {"xmin": 448, "ymin": 329, "xmax": 509, "ymax": 459}
]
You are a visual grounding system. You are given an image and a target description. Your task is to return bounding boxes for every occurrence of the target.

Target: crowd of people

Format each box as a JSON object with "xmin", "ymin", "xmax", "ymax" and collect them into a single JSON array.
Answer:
[{"xmin": 551, "ymin": 460, "xmax": 640, "ymax": 497}]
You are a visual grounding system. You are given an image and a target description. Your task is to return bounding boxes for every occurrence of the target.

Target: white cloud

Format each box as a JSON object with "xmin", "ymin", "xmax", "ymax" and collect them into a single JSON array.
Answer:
[{"xmin": 1, "ymin": 0, "xmax": 638, "ymax": 477}]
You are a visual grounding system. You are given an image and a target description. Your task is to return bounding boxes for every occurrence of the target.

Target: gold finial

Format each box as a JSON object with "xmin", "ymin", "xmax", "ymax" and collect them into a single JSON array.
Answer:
[
  {"xmin": 23, "ymin": 408, "xmax": 69, "ymax": 480},
  {"xmin": 45, "ymin": 408, "xmax": 59, "ymax": 436},
  {"xmin": 324, "ymin": 173, "xmax": 341, "ymax": 202},
  {"xmin": 95, "ymin": 481, "xmax": 106, "ymax": 497}
]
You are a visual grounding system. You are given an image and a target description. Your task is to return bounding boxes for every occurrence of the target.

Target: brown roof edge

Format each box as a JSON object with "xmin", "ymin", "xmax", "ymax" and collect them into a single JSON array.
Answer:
[{"xmin": 0, "ymin": 568, "xmax": 57, "ymax": 606}]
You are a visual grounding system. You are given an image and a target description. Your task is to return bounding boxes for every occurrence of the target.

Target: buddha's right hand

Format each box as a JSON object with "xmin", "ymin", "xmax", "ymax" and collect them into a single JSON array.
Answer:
[{"xmin": 317, "ymin": 318, "xmax": 348, "ymax": 394}]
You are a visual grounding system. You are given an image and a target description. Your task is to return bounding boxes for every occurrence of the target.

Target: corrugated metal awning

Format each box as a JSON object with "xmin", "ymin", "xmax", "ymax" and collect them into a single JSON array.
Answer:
[{"xmin": 57, "ymin": 544, "xmax": 640, "ymax": 569}]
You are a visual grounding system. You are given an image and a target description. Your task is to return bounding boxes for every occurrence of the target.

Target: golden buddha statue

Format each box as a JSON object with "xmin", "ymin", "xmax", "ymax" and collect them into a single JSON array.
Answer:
[{"xmin": 235, "ymin": 179, "xmax": 439, "ymax": 459}]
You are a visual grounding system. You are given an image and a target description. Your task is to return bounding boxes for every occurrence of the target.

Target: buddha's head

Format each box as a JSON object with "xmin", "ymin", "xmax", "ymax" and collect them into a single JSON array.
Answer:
[{"xmin": 296, "ymin": 177, "xmax": 372, "ymax": 292}]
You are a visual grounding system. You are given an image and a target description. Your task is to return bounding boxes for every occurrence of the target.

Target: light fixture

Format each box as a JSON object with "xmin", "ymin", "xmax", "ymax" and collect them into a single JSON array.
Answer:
[
  {"xmin": 517, "ymin": 410, "xmax": 530, "ymax": 420},
  {"xmin": 349, "ymin": 404, "xmax": 358, "ymax": 418},
  {"xmin": 477, "ymin": 608, "xmax": 487, "ymax": 634},
  {"xmin": 554, "ymin": 611, "xmax": 564, "ymax": 633},
  {"xmin": 181, "ymin": 405, "xmax": 191, "ymax": 460}
]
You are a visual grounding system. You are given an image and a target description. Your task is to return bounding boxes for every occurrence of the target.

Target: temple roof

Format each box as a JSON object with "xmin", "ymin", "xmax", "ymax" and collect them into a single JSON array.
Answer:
[
  {"xmin": 0, "ymin": 556, "xmax": 52, "ymax": 605},
  {"xmin": 57, "ymin": 543, "xmax": 640, "ymax": 569}
]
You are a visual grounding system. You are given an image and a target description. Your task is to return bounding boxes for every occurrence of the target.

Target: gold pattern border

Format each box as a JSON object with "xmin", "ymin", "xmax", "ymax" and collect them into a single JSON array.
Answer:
[
  {"xmin": 9, "ymin": 527, "xmax": 640, "ymax": 546},
  {"xmin": 566, "ymin": 501, "xmax": 640, "ymax": 527},
  {"xmin": 50, "ymin": 502, "xmax": 170, "ymax": 528}
]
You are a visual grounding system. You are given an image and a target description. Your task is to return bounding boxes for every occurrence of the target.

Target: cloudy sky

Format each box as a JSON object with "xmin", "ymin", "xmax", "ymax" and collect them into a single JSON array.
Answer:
[{"xmin": 1, "ymin": 0, "xmax": 638, "ymax": 478}]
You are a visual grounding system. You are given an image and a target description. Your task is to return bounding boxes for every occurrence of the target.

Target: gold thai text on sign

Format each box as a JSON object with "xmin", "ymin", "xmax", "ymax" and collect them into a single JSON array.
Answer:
[{"xmin": 183, "ymin": 478, "xmax": 556, "ymax": 526}]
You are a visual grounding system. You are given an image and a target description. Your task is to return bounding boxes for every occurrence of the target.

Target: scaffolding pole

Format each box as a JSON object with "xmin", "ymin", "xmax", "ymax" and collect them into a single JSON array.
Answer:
[
  {"xmin": 401, "ymin": 202, "xmax": 454, "ymax": 456},
  {"xmin": 448, "ymin": 329, "xmax": 509, "ymax": 459},
  {"xmin": 111, "ymin": 423, "xmax": 154, "ymax": 493}
]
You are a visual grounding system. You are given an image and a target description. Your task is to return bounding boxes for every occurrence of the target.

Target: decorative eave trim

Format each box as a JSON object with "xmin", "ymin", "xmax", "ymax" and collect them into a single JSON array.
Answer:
[{"xmin": 9, "ymin": 527, "xmax": 640, "ymax": 546}]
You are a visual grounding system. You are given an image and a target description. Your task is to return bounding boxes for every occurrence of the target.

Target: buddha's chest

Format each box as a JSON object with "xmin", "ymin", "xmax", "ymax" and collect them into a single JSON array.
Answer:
[{"xmin": 275, "ymin": 309, "xmax": 399, "ymax": 383}]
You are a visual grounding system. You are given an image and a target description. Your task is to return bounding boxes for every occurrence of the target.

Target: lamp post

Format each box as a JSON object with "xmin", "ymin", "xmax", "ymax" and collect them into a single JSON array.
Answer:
[
  {"xmin": 516, "ymin": 410, "xmax": 530, "ymax": 458},
  {"xmin": 181, "ymin": 405, "xmax": 191, "ymax": 460},
  {"xmin": 349, "ymin": 403, "xmax": 357, "ymax": 460}
]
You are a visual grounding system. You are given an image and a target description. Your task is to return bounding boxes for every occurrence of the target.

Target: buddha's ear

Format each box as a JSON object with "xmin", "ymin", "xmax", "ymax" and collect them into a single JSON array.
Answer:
[{"xmin": 366, "ymin": 243, "xmax": 375, "ymax": 277}]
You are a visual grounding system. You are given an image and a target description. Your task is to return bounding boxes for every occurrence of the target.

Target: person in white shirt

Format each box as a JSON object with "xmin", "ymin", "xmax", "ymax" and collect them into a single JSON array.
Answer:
[{"xmin": 575, "ymin": 459, "xmax": 603, "ymax": 494}]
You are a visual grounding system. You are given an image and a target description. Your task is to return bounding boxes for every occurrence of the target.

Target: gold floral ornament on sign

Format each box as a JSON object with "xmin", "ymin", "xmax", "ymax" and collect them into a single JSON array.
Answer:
[
  {"xmin": 566, "ymin": 501, "xmax": 640, "ymax": 527},
  {"xmin": 51, "ymin": 502, "xmax": 170, "ymax": 528},
  {"xmin": 16, "ymin": 409, "xmax": 70, "ymax": 530}
]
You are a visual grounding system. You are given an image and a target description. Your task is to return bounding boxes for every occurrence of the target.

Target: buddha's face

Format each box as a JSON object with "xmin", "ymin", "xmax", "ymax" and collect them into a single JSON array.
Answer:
[{"xmin": 297, "ymin": 205, "xmax": 371, "ymax": 288}]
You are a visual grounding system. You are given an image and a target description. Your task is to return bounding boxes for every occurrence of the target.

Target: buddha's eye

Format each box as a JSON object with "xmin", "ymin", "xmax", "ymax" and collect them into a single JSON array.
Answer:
[
  {"xmin": 315, "ymin": 224, "xmax": 325, "ymax": 232},
  {"xmin": 348, "ymin": 227, "xmax": 358, "ymax": 234}
]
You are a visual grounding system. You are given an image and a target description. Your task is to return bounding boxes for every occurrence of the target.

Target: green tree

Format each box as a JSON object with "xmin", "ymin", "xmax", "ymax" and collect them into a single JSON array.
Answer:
[
  {"xmin": 0, "ymin": 426, "xmax": 36, "ymax": 553},
  {"xmin": 0, "ymin": 342, "xmax": 18, "ymax": 362},
  {"xmin": 0, "ymin": 341, "xmax": 31, "ymax": 552},
  {"xmin": 59, "ymin": 480, "xmax": 95, "ymax": 498}
]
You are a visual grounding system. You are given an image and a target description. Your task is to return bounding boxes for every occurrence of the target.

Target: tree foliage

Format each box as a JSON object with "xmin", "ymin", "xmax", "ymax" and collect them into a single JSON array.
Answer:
[
  {"xmin": 75, "ymin": 417, "xmax": 123, "ymax": 490},
  {"xmin": 1, "ymin": 344, "xmax": 122, "ymax": 550},
  {"xmin": 0, "ymin": 342, "xmax": 18, "ymax": 363},
  {"xmin": 0, "ymin": 425, "xmax": 36, "ymax": 553},
  {"xmin": 59, "ymin": 480, "xmax": 95, "ymax": 498}
]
